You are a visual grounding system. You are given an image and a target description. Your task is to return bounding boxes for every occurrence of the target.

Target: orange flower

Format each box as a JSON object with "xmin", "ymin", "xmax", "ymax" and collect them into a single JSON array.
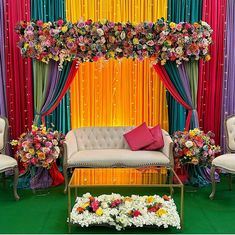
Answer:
[
  {"xmin": 163, "ymin": 195, "xmax": 170, "ymax": 201},
  {"xmin": 76, "ymin": 207, "xmax": 85, "ymax": 213},
  {"xmin": 37, "ymin": 151, "xmax": 46, "ymax": 160}
]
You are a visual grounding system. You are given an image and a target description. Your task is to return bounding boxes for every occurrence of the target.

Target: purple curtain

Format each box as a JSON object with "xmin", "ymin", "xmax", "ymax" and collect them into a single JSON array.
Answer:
[
  {"xmin": 0, "ymin": 0, "xmax": 7, "ymax": 116},
  {"xmin": 220, "ymin": 0, "xmax": 235, "ymax": 152}
]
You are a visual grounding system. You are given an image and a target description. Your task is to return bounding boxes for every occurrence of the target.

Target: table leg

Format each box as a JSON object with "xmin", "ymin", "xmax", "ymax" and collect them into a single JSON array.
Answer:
[
  {"xmin": 68, "ymin": 187, "xmax": 71, "ymax": 233},
  {"xmin": 180, "ymin": 185, "xmax": 184, "ymax": 229}
]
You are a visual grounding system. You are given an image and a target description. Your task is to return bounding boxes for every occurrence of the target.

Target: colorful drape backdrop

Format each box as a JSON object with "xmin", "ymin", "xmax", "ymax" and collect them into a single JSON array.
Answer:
[
  {"xmin": 4, "ymin": 0, "xmax": 34, "ymax": 139},
  {"xmin": 221, "ymin": 0, "xmax": 235, "ymax": 152},
  {"xmin": 198, "ymin": 0, "xmax": 226, "ymax": 145},
  {"xmin": 0, "ymin": 0, "xmax": 7, "ymax": 117},
  {"xmin": 166, "ymin": 0, "xmax": 202, "ymax": 133},
  {"xmin": 30, "ymin": 0, "xmax": 72, "ymax": 134},
  {"xmin": 66, "ymin": 0, "xmax": 169, "ymax": 130}
]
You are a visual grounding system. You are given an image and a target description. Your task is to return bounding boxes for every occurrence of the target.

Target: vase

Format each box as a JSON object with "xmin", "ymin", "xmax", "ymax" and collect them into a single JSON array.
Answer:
[{"xmin": 30, "ymin": 167, "xmax": 53, "ymax": 195}]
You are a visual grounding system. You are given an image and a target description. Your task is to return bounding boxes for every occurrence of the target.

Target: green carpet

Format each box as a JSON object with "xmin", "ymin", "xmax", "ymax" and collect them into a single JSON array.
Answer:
[{"xmin": 0, "ymin": 175, "xmax": 235, "ymax": 234}]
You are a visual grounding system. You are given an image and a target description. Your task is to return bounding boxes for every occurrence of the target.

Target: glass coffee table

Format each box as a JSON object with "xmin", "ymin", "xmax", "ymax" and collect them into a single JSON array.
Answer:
[{"xmin": 67, "ymin": 167, "xmax": 184, "ymax": 232}]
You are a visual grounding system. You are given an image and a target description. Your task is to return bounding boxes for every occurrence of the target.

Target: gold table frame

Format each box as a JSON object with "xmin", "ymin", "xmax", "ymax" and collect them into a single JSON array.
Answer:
[{"xmin": 67, "ymin": 167, "xmax": 184, "ymax": 232}]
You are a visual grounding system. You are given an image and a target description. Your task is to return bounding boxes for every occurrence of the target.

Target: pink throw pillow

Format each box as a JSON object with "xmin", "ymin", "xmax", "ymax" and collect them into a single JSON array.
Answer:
[
  {"xmin": 144, "ymin": 124, "xmax": 164, "ymax": 150},
  {"xmin": 124, "ymin": 122, "xmax": 155, "ymax": 151}
]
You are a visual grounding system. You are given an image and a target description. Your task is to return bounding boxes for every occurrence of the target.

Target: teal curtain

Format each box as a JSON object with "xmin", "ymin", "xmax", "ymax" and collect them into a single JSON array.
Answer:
[
  {"xmin": 30, "ymin": 0, "xmax": 71, "ymax": 133},
  {"xmin": 167, "ymin": 0, "xmax": 202, "ymax": 134}
]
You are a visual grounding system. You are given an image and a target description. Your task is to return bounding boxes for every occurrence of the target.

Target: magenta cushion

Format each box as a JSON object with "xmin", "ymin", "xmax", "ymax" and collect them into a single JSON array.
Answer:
[
  {"xmin": 144, "ymin": 124, "xmax": 164, "ymax": 150},
  {"xmin": 124, "ymin": 123, "xmax": 155, "ymax": 151}
]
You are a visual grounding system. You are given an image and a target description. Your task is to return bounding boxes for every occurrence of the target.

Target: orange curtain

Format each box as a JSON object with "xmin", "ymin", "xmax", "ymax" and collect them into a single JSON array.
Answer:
[{"xmin": 66, "ymin": 0, "xmax": 168, "ymax": 130}]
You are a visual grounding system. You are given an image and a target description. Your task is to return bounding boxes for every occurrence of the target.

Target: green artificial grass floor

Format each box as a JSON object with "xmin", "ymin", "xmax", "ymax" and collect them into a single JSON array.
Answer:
[{"xmin": 0, "ymin": 175, "xmax": 235, "ymax": 234}]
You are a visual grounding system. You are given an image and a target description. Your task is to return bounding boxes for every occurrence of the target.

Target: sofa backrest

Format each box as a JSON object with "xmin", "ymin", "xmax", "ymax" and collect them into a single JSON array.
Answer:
[{"xmin": 71, "ymin": 126, "xmax": 134, "ymax": 150}]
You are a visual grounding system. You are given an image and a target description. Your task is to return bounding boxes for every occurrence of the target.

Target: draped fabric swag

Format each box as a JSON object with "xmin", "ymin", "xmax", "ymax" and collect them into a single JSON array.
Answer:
[
  {"xmin": 31, "ymin": 0, "xmax": 72, "ymax": 134},
  {"xmin": 66, "ymin": 0, "xmax": 169, "ymax": 131},
  {"xmin": 166, "ymin": 0, "xmax": 202, "ymax": 133}
]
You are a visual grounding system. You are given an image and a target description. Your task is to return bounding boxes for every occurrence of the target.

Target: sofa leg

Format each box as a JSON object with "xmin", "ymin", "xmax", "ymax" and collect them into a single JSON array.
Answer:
[{"xmin": 63, "ymin": 166, "xmax": 68, "ymax": 194}]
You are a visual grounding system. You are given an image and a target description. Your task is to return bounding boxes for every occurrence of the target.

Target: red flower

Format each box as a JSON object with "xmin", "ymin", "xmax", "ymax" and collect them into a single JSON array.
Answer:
[
  {"xmin": 91, "ymin": 200, "xmax": 99, "ymax": 212},
  {"xmin": 85, "ymin": 19, "xmax": 92, "ymax": 25},
  {"xmin": 132, "ymin": 210, "xmax": 141, "ymax": 217}
]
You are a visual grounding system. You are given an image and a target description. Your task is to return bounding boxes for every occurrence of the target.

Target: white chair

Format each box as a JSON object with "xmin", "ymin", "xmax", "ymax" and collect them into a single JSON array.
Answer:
[
  {"xmin": 0, "ymin": 116, "xmax": 19, "ymax": 200},
  {"xmin": 210, "ymin": 114, "xmax": 235, "ymax": 200}
]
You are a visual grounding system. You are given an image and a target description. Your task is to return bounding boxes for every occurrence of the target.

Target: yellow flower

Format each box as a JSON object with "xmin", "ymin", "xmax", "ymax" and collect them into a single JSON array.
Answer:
[
  {"xmin": 81, "ymin": 202, "xmax": 90, "ymax": 209},
  {"xmin": 191, "ymin": 157, "xmax": 199, "ymax": 165},
  {"xmin": 100, "ymin": 19, "xmax": 107, "ymax": 24},
  {"xmin": 133, "ymin": 38, "xmax": 139, "ymax": 45},
  {"xmin": 169, "ymin": 22, "xmax": 176, "ymax": 28},
  {"xmin": 53, "ymin": 55, "xmax": 59, "ymax": 61},
  {"xmin": 28, "ymin": 148, "xmax": 35, "ymax": 155},
  {"xmin": 156, "ymin": 208, "xmax": 167, "ymax": 217},
  {"xmin": 24, "ymin": 43, "xmax": 29, "ymax": 48},
  {"xmin": 161, "ymin": 59, "xmax": 166, "ymax": 65},
  {"xmin": 32, "ymin": 125, "xmax": 38, "ymax": 131},
  {"xmin": 110, "ymin": 51, "xmax": 115, "ymax": 58},
  {"xmin": 42, "ymin": 23, "xmax": 49, "ymax": 28},
  {"xmin": 146, "ymin": 196, "xmax": 154, "ymax": 203},
  {"xmin": 193, "ymin": 22, "xmax": 200, "ymax": 28},
  {"xmin": 61, "ymin": 26, "xmax": 68, "ymax": 33},
  {"xmin": 95, "ymin": 207, "xmax": 103, "ymax": 216},
  {"xmin": 205, "ymin": 54, "xmax": 211, "ymax": 61},
  {"xmin": 10, "ymin": 140, "xmax": 18, "ymax": 146}
]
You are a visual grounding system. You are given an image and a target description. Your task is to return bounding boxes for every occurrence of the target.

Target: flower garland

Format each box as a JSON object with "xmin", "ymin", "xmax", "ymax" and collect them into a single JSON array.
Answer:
[
  {"xmin": 16, "ymin": 18, "xmax": 212, "ymax": 68},
  {"xmin": 70, "ymin": 193, "xmax": 181, "ymax": 230}
]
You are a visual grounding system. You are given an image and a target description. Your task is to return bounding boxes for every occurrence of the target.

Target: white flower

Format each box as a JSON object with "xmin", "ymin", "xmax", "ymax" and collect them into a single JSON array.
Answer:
[
  {"xmin": 120, "ymin": 31, "xmax": 126, "ymax": 40},
  {"xmin": 97, "ymin": 28, "xmax": 104, "ymax": 36},
  {"xmin": 185, "ymin": 140, "xmax": 193, "ymax": 148}
]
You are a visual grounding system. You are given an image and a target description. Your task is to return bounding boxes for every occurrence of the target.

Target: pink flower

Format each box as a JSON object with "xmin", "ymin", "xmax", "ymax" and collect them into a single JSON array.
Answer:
[
  {"xmin": 91, "ymin": 200, "xmax": 99, "ymax": 212},
  {"xmin": 45, "ymin": 141, "xmax": 53, "ymax": 148},
  {"xmin": 57, "ymin": 19, "xmax": 64, "ymax": 26},
  {"xmin": 30, "ymin": 157, "xmax": 38, "ymax": 165},
  {"xmin": 35, "ymin": 143, "xmax": 41, "ymax": 150},
  {"xmin": 36, "ymin": 20, "xmax": 43, "ymax": 27}
]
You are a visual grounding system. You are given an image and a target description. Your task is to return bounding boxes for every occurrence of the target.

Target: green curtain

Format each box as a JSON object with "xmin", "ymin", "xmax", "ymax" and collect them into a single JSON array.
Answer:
[
  {"xmin": 31, "ymin": 0, "xmax": 71, "ymax": 133},
  {"xmin": 167, "ymin": 0, "xmax": 202, "ymax": 134}
]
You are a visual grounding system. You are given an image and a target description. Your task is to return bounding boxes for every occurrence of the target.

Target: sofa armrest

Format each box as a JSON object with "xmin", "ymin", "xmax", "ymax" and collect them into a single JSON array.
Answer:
[
  {"xmin": 161, "ymin": 130, "xmax": 174, "ymax": 168},
  {"xmin": 64, "ymin": 130, "xmax": 78, "ymax": 163}
]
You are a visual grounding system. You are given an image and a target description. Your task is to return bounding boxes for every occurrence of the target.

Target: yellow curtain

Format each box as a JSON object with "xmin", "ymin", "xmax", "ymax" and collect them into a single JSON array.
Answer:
[{"xmin": 66, "ymin": 0, "xmax": 169, "ymax": 130}]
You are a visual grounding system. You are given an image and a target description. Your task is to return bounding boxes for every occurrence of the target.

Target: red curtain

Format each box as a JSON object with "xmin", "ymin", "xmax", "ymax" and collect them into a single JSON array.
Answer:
[
  {"xmin": 198, "ymin": 0, "xmax": 226, "ymax": 144},
  {"xmin": 4, "ymin": 0, "xmax": 34, "ymax": 139}
]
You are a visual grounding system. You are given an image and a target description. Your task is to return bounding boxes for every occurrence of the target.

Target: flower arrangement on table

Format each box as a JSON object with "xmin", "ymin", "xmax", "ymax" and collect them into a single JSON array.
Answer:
[
  {"xmin": 11, "ymin": 124, "xmax": 65, "ymax": 189},
  {"xmin": 172, "ymin": 128, "xmax": 221, "ymax": 166},
  {"xmin": 15, "ymin": 18, "xmax": 213, "ymax": 69},
  {"xmin": 70, "ymin": 193, "xmax": 181, "ymax": 230}
]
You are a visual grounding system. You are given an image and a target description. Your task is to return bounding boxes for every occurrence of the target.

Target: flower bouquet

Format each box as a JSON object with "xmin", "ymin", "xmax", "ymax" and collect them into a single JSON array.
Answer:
[
  {"xmin": 11, "ymin": 124, "xmax": 65, "ymax": 189},
  {"xmin": 172, "ymin": 128, "xmax": 220, "ymax": 166},
  {"xmin": 70, "ymin": 193, "xmax": 181, "ymax": 230}
]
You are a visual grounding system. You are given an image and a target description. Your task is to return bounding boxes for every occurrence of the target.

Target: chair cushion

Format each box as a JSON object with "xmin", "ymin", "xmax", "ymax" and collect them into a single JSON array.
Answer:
[
  {"xmin": 123, "ymin": 123, "xmax": 155, "ymax": 151},
  {"xmin": 0, "ymin": 154, "xmax": 17, "ymax": 171},
  {"xmin": 212, "ymin": 154, "xmax": 235, "ymax": 172},
  {"xmin": 143, "ymin": 125, "xmax": 164, "ymax": 150},
  {"xmin": 68, "ymin": 149, "xmax": 170, "ymax": 167}
]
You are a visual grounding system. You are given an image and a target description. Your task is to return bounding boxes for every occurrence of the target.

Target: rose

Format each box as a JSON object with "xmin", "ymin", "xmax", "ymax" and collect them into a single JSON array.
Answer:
[{"xmin": 185, "ymin": 140, "xmax": 193, "ymax": 148}]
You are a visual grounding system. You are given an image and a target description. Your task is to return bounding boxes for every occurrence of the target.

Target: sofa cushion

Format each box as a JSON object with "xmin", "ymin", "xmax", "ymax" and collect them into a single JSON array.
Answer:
[
  {"xmin": 144, "ymin": 125, "xmax": 164, "ymax": 150},
  {"xmin": 68, "ymin": 149, "xmax": 170, "ymax": 167},
  {"xmin": 123, "ymin": 123, "xmax": 155, "ymax": 150}
]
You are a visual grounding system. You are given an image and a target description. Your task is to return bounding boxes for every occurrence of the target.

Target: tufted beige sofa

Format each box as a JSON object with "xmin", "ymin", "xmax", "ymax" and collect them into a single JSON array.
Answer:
[{"xmin": 63, "ymin": 126, "xmax": 174, "ymax": 192}]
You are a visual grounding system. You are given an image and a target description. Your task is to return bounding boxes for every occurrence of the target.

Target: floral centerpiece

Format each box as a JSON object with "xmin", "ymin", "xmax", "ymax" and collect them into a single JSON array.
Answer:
[
  {"xmin": 70, "ymin": 193, "xmax": 181, "ymax": 230},
  {"xmin": 172, "ymin": 128, "xmax": 221, "ymax": 166},
  {"xmin": 11, "ymin": 124, "xmax": 65, "ymax": 169},
  {"xmin": 11, "ymin": 124, "xmax": 65, "ymax": 189}
]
